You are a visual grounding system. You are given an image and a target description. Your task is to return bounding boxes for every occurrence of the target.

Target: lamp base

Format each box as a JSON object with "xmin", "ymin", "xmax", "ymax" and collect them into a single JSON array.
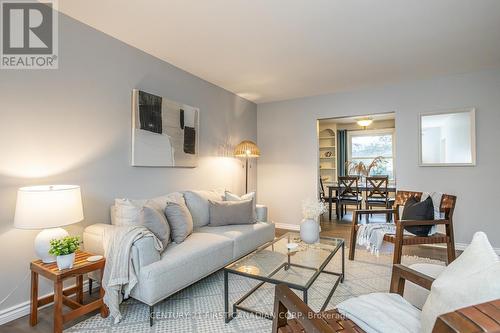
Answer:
[{"xmin": 34, "ymin": 228, "xmax": 69, "ymax": 263}]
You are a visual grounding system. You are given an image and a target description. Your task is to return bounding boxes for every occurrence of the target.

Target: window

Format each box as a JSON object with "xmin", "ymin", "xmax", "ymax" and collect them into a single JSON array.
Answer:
[{"xmin": 347, "ymin": 129, "xmax": 395, "ymax": 180}]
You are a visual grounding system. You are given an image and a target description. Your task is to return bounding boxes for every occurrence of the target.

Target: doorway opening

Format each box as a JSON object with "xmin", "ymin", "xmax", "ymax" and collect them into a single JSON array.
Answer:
[{"xmin": 317, "ymin": 112, "xmax": 396, "ymax": 226}]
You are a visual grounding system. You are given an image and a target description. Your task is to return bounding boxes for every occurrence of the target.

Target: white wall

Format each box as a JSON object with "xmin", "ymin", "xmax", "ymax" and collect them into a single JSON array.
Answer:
[
  {"xmin": 0, "ymin": 13, "xmax": 256, "ymax": 317},
  {"xmin": 257, "ymin": 68, "xmax": 500, "ymax": 249}
]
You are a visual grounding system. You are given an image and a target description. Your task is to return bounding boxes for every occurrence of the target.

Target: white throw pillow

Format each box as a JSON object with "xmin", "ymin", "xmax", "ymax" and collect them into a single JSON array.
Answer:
[
  {"xmin": 420, "ymin": 232, "xmax": 500, "ymax": 333},
  {"xmin": 114, "ymin": 198, "xmax": 142, "ymax": 226},
  {"xmin": 224, "ymin": 191, "xmax": 256, "ymax": 219},
  {"xmin": 183, "ymin": 190, "xmax": 224, "ymax": 227}
]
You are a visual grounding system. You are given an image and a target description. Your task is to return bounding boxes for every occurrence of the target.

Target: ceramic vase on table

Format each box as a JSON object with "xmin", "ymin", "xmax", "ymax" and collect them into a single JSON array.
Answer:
[
  {"xmin": 300, "ymin": 218, "xmax": 320, "ymax": 244},
  {"xmin": 56, "ymin": 252, "xmax": 75, "ymax": 270}
]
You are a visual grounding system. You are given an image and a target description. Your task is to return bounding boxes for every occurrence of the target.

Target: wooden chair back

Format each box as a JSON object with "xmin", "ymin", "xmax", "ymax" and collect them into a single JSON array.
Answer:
[
  {"xmin": 319, "ymin": 177, "xmax": 326, "ymax": 201},
  {"xmin": 338, "ymin": 176, "xmax": 360, "ymax": 198},
  {"xmin": 394, "ymin": 190, "xmax": 457, "ymax": 219},
  {"xmin": 366, "ymin": 176, "xmax": 389, "ymax": 199}
]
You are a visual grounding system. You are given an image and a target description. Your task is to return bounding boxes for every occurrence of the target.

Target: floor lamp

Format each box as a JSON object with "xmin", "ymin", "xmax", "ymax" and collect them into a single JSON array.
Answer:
[{"xmin": 234, "ymin": 140, "xmax": 260, "ymax": 194}]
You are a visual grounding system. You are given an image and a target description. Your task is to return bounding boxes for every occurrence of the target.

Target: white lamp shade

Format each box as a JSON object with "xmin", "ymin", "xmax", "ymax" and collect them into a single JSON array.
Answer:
[{"xmin": 14, "ymin": 185, "xmax": 84, "ymax": 229}]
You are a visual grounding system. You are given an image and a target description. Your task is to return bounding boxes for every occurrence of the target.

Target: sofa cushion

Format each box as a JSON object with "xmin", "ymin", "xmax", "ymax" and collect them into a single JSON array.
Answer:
[
  {"xmin": 420, "ymin": 232, "xmax": 500, "ymax": 333},
  {"xmin": 196, "ymin": 222, "xmax": 275, "ymax": 259},
  {"xmin": 337, "ymin": 293, "xmax": 421, "ymax": 333},
  {"xmin": 208, "ymin": 199, "xmax": 254, "ymax": 227},
  {"xmin": 131, "ymin": 232, "xmax": 233, "ymax": 305},
  {"xmin": 403, "ymin": 263, "xmax": 445, "ymax": 310},
  {"xmin": 183, "ymin": 190, "xmax": 224, "ymax": 227}
]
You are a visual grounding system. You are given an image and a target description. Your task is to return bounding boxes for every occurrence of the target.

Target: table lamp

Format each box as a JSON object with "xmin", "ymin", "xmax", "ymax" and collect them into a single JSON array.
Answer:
[
  {"xmin": 233, "ymin": 140, "xmax": 260, "ymax": 194},
  {"xmin": 14, "ymin": 185, "xmax": 84, "ymax": 263}
]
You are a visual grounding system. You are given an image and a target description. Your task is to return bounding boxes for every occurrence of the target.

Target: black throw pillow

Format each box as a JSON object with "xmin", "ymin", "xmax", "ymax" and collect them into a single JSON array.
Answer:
[{"xmin": 401, "ymin": 196, "xmax": 435, "ymax": 236}]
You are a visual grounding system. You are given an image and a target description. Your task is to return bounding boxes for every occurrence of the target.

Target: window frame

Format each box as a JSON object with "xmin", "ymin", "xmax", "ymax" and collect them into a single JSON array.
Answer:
[{"xmin": 347, "ymin": 128, "xmax": 396, "ymax": 181}]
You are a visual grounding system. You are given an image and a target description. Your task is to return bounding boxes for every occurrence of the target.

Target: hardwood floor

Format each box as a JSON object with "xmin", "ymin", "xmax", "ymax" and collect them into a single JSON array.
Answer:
[
  {"xmin": 0, "ymin": 290, "xmax": 99, "ymax": 333},
  {"xmin": 2, "ymin": 211, "xmax": 456, "ymax": 332}
]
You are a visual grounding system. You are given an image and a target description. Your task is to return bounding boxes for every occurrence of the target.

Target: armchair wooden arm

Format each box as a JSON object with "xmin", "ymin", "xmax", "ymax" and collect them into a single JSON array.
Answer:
[
  {"xmin": 273, "ymin": 284, "xmax": 335, "ymax": 333},
  {"xmin": 353, "ymin": 208, "xmax": 396, "ymax": 216},
  {"xmin": 397, "ymin": 219, "xmax": 450, "ymax": 226},
  {"xmin": 390, "ymin": 264, "xmax": 435, "ymax": 296}
]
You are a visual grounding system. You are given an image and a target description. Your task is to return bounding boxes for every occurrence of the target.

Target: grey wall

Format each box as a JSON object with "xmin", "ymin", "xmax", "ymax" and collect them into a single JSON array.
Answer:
[
  {"xmin": 0, "ymin": 14, "xmax": 256, "ymax": 314},
  {"xmin": 258, "ymin": 68, "xmax": 500, "ymax": 249}
]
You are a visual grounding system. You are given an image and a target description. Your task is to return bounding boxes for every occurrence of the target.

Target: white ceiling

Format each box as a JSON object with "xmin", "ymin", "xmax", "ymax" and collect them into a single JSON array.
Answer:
[{"xmin": 58, "ymin": 0, "xmax": 500, "ymax": 103}]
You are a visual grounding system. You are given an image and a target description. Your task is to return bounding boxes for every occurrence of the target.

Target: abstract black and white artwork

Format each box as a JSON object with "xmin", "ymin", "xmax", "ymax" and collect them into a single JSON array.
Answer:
[{"xmin": 131, "ymin": 89, "xmax": 199, "ymax": 167}]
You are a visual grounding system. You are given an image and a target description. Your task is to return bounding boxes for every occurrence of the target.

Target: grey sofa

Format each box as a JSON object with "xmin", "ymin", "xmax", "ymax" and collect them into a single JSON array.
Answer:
[{"xmin": 82, "ymin": 196, "xmax": 274, "ymax": 323}]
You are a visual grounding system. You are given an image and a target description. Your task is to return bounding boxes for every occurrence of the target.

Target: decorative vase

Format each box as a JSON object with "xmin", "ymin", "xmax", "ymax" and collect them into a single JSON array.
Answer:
[
  {"xmin": 56, "ymin": 252, "xmax": 75, "ymax": 270},
  {"xmin": 300, "ymin": 218, "xmax": 320, "ymax": 244}
]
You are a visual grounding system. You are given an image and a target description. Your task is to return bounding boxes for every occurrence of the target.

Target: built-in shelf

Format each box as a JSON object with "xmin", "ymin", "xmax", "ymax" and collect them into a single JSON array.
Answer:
[{"xmin": 318, "ymin": 127, "xmax": 337, "ymax": 185}]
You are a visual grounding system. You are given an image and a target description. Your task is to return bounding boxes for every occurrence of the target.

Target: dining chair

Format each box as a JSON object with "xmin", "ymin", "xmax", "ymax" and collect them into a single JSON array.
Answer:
[
  {"xmin": 319, "ymin": 177, "xmax": 336, "ymax": 221},
  {"xmin": 365, "ymin": 175, "xmax": 395, "ymax": 221},
  {"xmin": 336, "ymin": 176, "xmax": 363, "ymax": 219}
]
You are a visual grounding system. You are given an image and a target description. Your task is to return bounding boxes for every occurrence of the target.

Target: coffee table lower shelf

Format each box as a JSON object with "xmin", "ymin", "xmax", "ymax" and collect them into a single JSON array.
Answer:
[{"xmin": 224, "ymin": 241, "xmax": 345, "ymax": 323}]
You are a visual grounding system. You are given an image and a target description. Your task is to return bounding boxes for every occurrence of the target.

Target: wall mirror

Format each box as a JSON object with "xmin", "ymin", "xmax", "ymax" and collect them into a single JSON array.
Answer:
[{"xmin": 419, "ymin": 108, "xmax": 476, "ymax": 166}]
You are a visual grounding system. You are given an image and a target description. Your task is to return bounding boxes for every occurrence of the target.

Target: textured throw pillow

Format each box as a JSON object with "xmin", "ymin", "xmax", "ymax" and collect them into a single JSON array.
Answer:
[
  {"xmin": 164, "ymin": 201, "xmax": 194, "ymax": 243},
  {"xmin": 420, "ymin": 232, "xmax": 500, "ymax": 333},
  {"xmin": 141, "ymin": 205, "xmax": 170, "ymax": 248},
  {"xmin": 224, "ymin": 191, "xmax": 256, "ymax": 219},
  {"xmin": 183, "ymin": 190, "xmax": 224, "ymax": 227},
  {"xmin": 402, "ymin": 196, "xmax": 434, "ymax": 236},
  {"xmin": 208, "ymin": 199, "xmax": 255, "ymax": 227}
]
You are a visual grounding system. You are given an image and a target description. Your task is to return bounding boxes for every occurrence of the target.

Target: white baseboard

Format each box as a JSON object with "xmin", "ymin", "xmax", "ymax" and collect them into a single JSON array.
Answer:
[
  {"xmin": 0, "ymin": 280, "xmax": 93, "ymax": 325},
  {"xmin": 273, "ymin": 222, "xmax": 300, "ymax": 231}
]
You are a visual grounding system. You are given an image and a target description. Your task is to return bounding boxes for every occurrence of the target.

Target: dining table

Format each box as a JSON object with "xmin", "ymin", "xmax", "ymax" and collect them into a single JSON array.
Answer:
[{"xmin": 327, "ymin": 182, "xmax": 397, "ymax": 220}]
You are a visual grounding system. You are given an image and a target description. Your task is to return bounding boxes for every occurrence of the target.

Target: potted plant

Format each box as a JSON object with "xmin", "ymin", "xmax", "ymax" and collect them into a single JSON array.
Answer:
[
  {"xmin": 49, "ymin": 236, "xmax": 81, "ymax": 270},
  {"xmin": 300, "ymin": 199, "xmax": 327, "ymax": 244},
  {"xmin": 345, "ymin": 156, "xmax": 387, "ymax": 181}
]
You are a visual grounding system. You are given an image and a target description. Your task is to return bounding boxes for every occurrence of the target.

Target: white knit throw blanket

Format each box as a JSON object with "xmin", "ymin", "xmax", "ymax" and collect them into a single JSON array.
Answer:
[
  {"xmin": 356, "ymin": 223, "xmax": 405, "ymax": 256},
  {"xmin": 102, "ymin": 225, "xmax": 163, "ymax": 324}
]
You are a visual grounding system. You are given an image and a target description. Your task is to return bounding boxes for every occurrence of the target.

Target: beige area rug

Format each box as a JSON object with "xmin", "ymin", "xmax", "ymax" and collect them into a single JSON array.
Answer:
[{"xmin": 66, "ymin": 248, "xmax": 444, "ymax": 333}]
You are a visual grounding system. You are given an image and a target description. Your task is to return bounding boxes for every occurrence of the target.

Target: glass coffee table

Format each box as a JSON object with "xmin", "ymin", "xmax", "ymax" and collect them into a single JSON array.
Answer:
[{"xmin": 224, "ymin": 232, "xmax": 344, "ymax": 322}]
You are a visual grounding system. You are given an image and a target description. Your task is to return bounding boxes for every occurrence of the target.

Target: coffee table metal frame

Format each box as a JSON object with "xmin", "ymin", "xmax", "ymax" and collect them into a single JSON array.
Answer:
[{"xmin": 223, "ymin": 233, "xmax": 345, "ymax": 323}]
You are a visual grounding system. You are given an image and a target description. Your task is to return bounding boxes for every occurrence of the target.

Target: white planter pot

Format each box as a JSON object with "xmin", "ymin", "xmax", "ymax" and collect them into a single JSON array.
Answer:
[
  {"xmin": 56, "ymin": 253, "xmax": 75, "ymax": 270},
  {"xmin": 300, "ymin": 218, "xmax": 320, "ymax": 244}
]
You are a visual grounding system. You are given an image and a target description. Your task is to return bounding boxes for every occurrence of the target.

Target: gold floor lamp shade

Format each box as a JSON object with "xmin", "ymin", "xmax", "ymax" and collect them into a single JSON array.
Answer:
[{"xmin": 233, "ymin": 140, "xmax": 260, "ymax": 193}]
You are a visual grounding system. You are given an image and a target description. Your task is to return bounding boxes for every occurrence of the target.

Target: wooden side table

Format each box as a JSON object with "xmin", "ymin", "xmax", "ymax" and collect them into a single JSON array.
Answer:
[{"xmin": 30, "ymin": 251, "xmax": 109, "ymax": 333}]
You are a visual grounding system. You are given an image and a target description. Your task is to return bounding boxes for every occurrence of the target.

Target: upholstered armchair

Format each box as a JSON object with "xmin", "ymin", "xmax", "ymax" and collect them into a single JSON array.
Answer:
[{"xmin": 273, "ymin": 264, "xmax": 500, "ymax": 333}]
